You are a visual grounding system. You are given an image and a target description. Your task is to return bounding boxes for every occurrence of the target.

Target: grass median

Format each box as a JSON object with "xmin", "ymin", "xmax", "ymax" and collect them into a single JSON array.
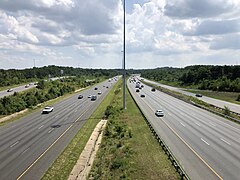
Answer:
[{"xmin": 89, "ymin": 83, "xmax": 179, "ymax": 179}]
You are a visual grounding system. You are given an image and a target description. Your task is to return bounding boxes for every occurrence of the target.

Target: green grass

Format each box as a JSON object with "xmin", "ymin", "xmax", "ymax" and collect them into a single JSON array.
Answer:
[
  {"xmin": 186, "ymin": 89, "xmax": 240, "ymax": 105},
  {"xmin": 41, "ymin": 80, "xmax": 120, "ymax": 180},
  {"xmin": 89, "ymin": 82, "xmax": 179, "ymax": 179},
  {"xmin": 152, "ymin": 80, "xmax": 240, "ymax": 105}
]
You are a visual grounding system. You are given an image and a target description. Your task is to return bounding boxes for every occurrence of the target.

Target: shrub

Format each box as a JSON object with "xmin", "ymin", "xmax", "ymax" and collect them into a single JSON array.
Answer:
[
  {"xmin": 104, "ymin": 105, "xmax": 116, "ymax": 119},
  {"xmin": 237, "ymin": 94, "xmax": 240, "ymax": 101},
  {"xmin": 223, "ymin": 106, "xmax": 231, "ymax": 116}
]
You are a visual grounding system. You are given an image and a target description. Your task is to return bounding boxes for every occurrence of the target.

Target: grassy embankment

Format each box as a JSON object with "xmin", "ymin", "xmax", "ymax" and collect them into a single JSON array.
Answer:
[
  {"xmin": 89, "ymin": 82, "xmax": 179, "ymax": 179},
  {"xmin": 156, "ymin": 80, "xmax": 239, "ymax": 105},
  {"xmin": 186, "ymin": 89, "xmax": 240, "ymax": 105}
]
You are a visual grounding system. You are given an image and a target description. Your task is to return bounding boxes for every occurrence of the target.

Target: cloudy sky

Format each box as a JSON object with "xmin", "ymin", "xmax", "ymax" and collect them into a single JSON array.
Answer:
[{"xmin": 0, "ymin": 0, "xmax": 239, "ymax": 69}]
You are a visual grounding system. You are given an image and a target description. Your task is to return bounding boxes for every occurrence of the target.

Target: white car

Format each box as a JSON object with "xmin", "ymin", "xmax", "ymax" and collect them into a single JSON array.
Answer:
[
  {"xmin": 88, "ymin": 95, "xmax": 92, "ymax": 98},
  {"xmin": 42, "ymin": 106, "xmax": 54, "ymax": 114},
  {"xmin": 98, "ymin": 91, "xmax": 102, "ymax": 95},
  {"xmin": 155, "ymin": 110, "xmax": 164, "ymax": 117},
  {"xmin": 7, "ymin": 89, "xmax": 13, "ymax": 92}
]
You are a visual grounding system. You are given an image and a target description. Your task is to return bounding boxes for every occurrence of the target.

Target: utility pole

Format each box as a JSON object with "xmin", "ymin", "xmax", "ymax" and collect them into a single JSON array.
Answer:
[
  {"xmin": 123, "ymin": 0, "xmax": 126, "ymax": 109},
  {"xmin": 33, "ymin": 59, "xmax": 36, "ymax": 78}
]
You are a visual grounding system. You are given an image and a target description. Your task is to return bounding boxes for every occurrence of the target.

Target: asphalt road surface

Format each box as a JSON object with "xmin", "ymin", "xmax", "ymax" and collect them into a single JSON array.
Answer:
[
  {"xmin": 0, "ymin": 78, "xmax": 117, "ymax": 180},
  {"xmin": 0, "ymin": 83, "xmax": 37, "ymax": 99},
  {"xmin": 128, "ymin": 80, "xmax": 240, "ymax": 180},
  {"xmin": 143, "ymin": 78, "xmax": 240, "ymax": 114}
]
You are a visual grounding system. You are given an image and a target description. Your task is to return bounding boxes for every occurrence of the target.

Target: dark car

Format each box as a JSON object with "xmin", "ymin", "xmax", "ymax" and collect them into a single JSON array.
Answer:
[
  {"xmin": 91, "ymin": 95, "xmax": 97, "ymax": 101},
  {"xmin": 140, "ymin": 94, "xmax": 145, "ymax": 98},
  {"xmin": 136, "ymin": 89, "xmax": 140, "ymax": 92},
  {"xmin": 151, "ymin": 88, "xmax": 156, "ymax": 92},
  {"xmin": 94, "ymin": 87, "xmax": 98, "ymax": 90},
  {"xmin": 78, "ymin": 95, "xmax": 83, "ymax": 99},
  {"xmin": 195, "ymin": 94, "xmax": 203, "ymax": 97}
]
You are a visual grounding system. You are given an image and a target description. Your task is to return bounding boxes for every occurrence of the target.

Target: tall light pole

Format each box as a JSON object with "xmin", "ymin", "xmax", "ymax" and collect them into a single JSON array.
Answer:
[
  {"xmin": 33, "ymin": 59, "xmax": 36, "ymax": 78},
  {"xmin": 123, "ymin": 0, "xmax": 126, "ymax": 109}
]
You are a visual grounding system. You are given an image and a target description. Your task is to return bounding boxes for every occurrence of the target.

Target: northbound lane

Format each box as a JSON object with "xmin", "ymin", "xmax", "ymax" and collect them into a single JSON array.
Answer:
[{"xmin": 0, "ymin": 78, "xmax": 117, "ymax": 180}]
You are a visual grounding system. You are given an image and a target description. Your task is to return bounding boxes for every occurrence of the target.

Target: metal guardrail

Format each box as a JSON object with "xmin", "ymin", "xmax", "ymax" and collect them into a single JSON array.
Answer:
[
  {"xmin": 127, "ymin": 85, "xmax": 189, "ymax": 180},
  {"xmin": 191, "ymin": 101, "xmax": 240, "ymax": 123}
]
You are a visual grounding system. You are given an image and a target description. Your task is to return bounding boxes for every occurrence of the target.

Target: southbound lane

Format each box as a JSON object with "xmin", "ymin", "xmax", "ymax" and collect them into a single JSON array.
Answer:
[
  {"xmin": 142, "ymin": 78, "xmax": 240, "ymax": 114},
  {"xmin": 128, "ymin": 80, "xmax": 240, "ymax": 180}
]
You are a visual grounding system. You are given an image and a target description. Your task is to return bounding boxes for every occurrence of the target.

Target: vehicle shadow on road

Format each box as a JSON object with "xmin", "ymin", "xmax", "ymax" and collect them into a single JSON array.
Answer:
[{"xmin": 50, "ymin": 117, "xmax": 103, "ymax": 128}]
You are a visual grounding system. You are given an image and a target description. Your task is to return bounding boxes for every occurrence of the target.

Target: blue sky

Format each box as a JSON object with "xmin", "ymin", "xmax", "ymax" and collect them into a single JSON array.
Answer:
[{"xmin": 0, "ymin": 0, "xmax": 239, "ymax": 69}]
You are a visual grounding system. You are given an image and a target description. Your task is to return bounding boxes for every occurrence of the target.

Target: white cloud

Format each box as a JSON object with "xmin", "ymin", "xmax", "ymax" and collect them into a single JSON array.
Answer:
[{"xmin": 0, "ymin": 0, "xmax": 239, "ymax": 69}]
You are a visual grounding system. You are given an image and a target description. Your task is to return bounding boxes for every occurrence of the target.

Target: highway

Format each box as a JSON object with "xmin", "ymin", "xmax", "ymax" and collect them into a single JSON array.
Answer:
[
  {"xmin": 0, "ymin": 83, "xmax": 37, "ymax": 99},
  {"xmin": 128, "ymin": 80, "xmax": 240, "ymax": 180},
  {"xmin": 0, "ymin": 78, "xmax": 117, "ymax": 180},
  {"xmin": 0, "ymin": 77, "xmax": 72, "ymax": 99},
  {"xmin": 143, "ymin": 78, "xmax": 240, "ymax": 114}
]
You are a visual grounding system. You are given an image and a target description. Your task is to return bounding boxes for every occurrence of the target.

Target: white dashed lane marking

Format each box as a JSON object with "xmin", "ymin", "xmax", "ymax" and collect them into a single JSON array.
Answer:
[
  {"xmin": 195, "ymin": 122, "xmax": 201, "ymax": 127},
  {"xmin": 220, "ymin": 138, "xmax": 231, "ymax": 146},
  {"xmin": 201, "ymin": 138, "xmax": 210, "ymax": 146},
  {"xmin": 10, "ymin": 141, "xmax": 19, "ymax": 148},
  {"xmin": 38, "ymin": 125, "xmax": 44, "ymax": 129},
  {"xmin": 48, "ymin": 129, "xmax": 54, "ymax": 134},
  {"xmin": 180, "ymin": 122, "xmax": 186, "ymax": 127}
]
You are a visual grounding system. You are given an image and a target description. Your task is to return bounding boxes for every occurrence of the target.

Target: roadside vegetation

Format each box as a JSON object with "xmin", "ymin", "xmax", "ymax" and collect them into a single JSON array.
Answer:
[
  {"xmin": 0, "ymin": 65, "xmax": 122, "ymax": 116},
  {"xmin": 0, "ymin": 65, "xmax": 121, "ymax": 88},
  {"xmin": 0, "ymin": 77, "xmax": 101, "ymax": 116},
  {"xmin": 89, "ymin": 82, "xmax": 179, "ymax": 179},
  {"xmin": 134, "ymin": 65, "xmax": 240, "ymax": 101},
  {"xmin": 186, "ymin": 89, "xmax": 240, "ymax": 105}
]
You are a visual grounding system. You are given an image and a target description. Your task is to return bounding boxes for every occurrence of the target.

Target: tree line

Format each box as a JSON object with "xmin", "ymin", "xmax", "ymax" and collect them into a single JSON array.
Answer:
[
  {"xmin": 139, "ymin": 65, "xmax": 240, "ymax": 92},
  {"xmin": 0, "ymin": 65, "xmax": 121, "ymax": 87}
]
